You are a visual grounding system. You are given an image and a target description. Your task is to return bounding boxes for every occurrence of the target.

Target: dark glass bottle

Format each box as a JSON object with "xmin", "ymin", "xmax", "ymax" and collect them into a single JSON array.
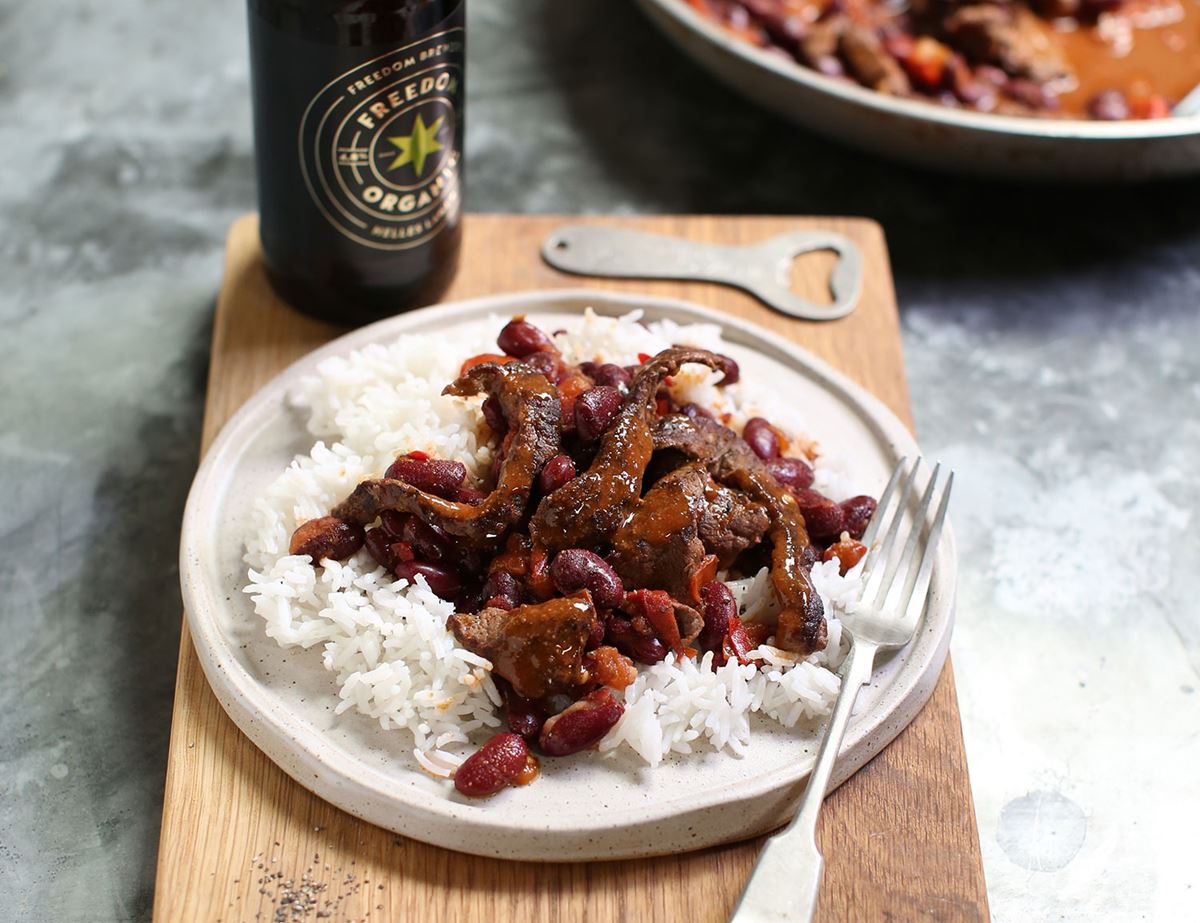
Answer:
[{"xmin": 247, "ymin": 0, "xmax": 465, "ymax": 326}]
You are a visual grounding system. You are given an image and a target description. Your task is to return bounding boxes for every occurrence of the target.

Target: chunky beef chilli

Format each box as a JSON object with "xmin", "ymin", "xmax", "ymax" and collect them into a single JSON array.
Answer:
[{"xmin": 289, "ymin": 318, "xmax": 876, "ymax": 796}]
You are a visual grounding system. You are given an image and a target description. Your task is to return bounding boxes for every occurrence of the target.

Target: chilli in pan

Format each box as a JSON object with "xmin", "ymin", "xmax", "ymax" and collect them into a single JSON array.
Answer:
[{"xmin": 684, "ymin": 0, "xmax": 1200, "ymax": 120}]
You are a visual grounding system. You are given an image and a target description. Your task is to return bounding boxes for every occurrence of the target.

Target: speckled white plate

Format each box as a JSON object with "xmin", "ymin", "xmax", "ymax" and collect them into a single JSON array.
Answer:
[{"xmin": 179, "ymin": 289, "xmax": 956, "ymax": 861}]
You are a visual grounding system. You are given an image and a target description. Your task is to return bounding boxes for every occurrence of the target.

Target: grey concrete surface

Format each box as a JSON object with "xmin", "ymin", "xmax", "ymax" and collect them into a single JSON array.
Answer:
[{"xmin": 1, "ymin": 1, "xmax": 1197, "ymax": 921}]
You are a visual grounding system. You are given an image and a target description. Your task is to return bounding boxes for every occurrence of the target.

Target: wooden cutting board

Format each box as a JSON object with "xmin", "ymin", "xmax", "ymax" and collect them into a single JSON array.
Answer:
[{"xmin": 154, "ymin": 213, "xmax": 989, "ymax": 923}]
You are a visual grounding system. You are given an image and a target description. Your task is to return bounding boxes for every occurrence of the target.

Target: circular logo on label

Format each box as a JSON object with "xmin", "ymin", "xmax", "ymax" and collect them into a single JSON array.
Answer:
[{"xmin": 299, "ymin": 35, "xmax": 463, "ymax": 251}]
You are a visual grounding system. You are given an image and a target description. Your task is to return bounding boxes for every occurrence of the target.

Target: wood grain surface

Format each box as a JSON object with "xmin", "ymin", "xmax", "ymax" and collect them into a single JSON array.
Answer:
[{"xmin": 153, "ymin": 213, "xmax": 989, "ymax": 923}]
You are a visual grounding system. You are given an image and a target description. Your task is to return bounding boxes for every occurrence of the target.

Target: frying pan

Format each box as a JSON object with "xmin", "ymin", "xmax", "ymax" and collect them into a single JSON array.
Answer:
[{"xmin": 637, "ymin": 0, "xmax": 1200, "ymax": 180}]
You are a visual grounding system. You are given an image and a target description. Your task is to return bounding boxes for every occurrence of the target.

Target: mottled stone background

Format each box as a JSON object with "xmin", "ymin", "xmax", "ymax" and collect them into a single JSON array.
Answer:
[{"xmin": 1, "ymin": 1, "xmax": 1197, "ymax": 920}]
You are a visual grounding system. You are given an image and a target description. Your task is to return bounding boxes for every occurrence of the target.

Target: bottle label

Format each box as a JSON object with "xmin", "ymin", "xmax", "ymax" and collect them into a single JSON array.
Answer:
[{"xmin": 298, "ymin": 27, "xmax": 464, "ymax": 251}]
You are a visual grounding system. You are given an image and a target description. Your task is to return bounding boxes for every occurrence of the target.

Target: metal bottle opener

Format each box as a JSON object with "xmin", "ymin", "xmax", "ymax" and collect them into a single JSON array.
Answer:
[{"xmin": 540, "ymin": 225, "xmax": 863, "ymax": 321}]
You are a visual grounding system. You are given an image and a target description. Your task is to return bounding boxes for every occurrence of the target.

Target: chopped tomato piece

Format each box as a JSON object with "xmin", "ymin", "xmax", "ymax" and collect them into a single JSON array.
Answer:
[
  {"xmin": 1130, "ymin": 93, "xmax": 1170, "ymax": 120},
  {"xmin": 585, "ymin": 645, "xmax": 638, "ymax": 690},
  {"xmin": 527, "ymin": 543, "xmax": 554, "ymax": 600},
  {"xmin": 489, "ymin": 533, "xmax": 530, "ymax": 578},
  {"xmin": 823, "ymin": 535, "xmax": 868, "ymax": 575},
  {"xmin": 460, "ymin": 353, "xmax": 516, "ymax": 376},
  {"xmin": 743, "ymin": 621, "xmax": 772, "ymax": 648},
  {"xmin": 901, "ymin": 36, "xmax": 951, "ymax": 90},
  {"xmin": 625, "ymin": 589, "xmax": 684, "ymax": 656},
  {"xmin": 557, "ymin": 373, "xmax": 591, "ymax": 422}
]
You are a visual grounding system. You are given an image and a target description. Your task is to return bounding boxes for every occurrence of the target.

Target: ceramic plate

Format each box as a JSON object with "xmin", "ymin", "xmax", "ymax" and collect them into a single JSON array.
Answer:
[{"xmin": 179, "ymin": 289, "xmax": 956, "ymax": 861}]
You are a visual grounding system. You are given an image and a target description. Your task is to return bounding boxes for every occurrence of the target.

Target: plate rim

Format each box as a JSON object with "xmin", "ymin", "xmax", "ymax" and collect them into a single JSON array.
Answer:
[
  {"xmin": 637, "ymin": 0, "xmax": 1200, "ymax": 142},
  {"xmin": 179, "ymin": 287, "xmax": 957, "ymax": 859}
]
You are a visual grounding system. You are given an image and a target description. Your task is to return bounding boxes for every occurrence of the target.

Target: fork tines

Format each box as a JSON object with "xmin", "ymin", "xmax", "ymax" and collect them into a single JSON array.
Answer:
[{"xmin": 859, "ymin": 457, "xmax": 953, "ymax": 619}]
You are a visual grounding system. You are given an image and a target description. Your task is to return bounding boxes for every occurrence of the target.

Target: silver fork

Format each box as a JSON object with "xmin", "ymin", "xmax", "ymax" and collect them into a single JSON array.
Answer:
[{"xmin": 730, "ymin": 457, "xmax": 954, "ymax": 923}]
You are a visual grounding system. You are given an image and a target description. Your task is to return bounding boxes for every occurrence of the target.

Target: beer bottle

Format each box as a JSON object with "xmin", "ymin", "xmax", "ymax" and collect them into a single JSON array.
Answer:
[{"xmin": 247, "ymin": 0, "xmax": 465, "ymax": 326}]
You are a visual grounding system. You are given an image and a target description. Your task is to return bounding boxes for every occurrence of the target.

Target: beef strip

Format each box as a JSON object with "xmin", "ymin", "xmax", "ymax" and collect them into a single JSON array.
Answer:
[
  {"xmin": 840, "ymin": 25, "xmax": 912, "ymax": 95},
  {"xmin": 529, "ymin": 347, "xmax": 726, "ymax": 554},
  {"xmin": 652, "ymin": 413, "xmax": 827, "ymax": 655},
  {"xmin": 332, "ymin": 361, "xmax": 561, "ymax": 549},
  {"xmin": 942, "ymin": 3, "xmax": 1070, "ymax": 85},
  {"xmin": 447, "ymin": 591, "xmax": 596, "ymax": 699},
  {"xmin": 673, "ymin": 601, "xmax": 705, "ymax": 648},
  {"xmin": 608, "ymin": 463, "xmax": 709, "ymax": 602},
  {"xmin": 723, "ymin": 465, "xmax": 827, "ymax": 654},
  {"xmin": 798, "ymin": 12, "xmax": 847, "ymax": 64},
  {"xmin": 698, "ymin": 479, "xmax": 770, "ymax": 567}
]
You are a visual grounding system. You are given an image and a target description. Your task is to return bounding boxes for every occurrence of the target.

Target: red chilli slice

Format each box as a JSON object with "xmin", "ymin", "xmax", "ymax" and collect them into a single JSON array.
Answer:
[
  {"xmin": 687, "ymin": 554, "xmax": 719, "ymax": 606},
  {"xmin": 720, "ymin": 615, "xmax": 757, "ymax": 667},
  {"xmin": 625, "ymin": 589, "xmax": 684, "ymax": 657}
]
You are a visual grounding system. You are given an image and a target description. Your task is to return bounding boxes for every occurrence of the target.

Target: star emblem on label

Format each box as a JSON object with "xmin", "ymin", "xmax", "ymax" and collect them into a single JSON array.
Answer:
[{"xmin": 386, "ymin": 114, "xmax": 445, "ymax": 177}]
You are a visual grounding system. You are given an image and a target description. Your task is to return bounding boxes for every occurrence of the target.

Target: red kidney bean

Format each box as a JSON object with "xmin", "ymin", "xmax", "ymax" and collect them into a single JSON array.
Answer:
[
  {"xmin": 579, "ymin": 361, "xmax": 600, "ymax": 378},
  {"xmin": 454, "ymin": 486, "xmax": 488, "ymax": 506},
  {"xmin": 497, "ymin": 319, "xmax": 555, "ymax": 358},
  {"xmin": 955, "ymin": 79, "xmax": 995, "ymax": 109},
  {"xmin": 973, "ymin": 64, "xmax": 1008, "ymax": 87},
  {"xmin": 401, "ymin": 517, "xmax": 452, "ymax": 563},
  {"xmin": 698, "ymin": 580, "xmax": 736, "ymax": 654},
  {"xmin": 385, "ymin": 454, "xmax": 466, "ymax": 499},
  {"xmin": 765, "ymin": 456, "xmax": 814, "ymax": 490},
  {"xmin": 574, "ymin": 386, "xmax": 623, "ymax": 443},
  {"xmin": 454, "ymin": 732, "xmax": 530, "ymax": 797},
  {"xmin": 550, "ymin": 549, "xmax": 625, "ymax": 610},
  {"xmin": 499, "ymin": 682, "xmax": 546, "ymax": 741},
  {"xmin": 481, "ymin": 395, "xmax": 507, "ymax": 434},
  {"xmin": 524, "ymin": 350, "xmax": 568, "ymax": 384},
  {"xmin": 364, "ymin": 527, "xmax": 398, "ymax": 570},
  {"xmin": 792, "ymin": 488, "xmax": 845, "ymax": 539},
  {"xmin": 289, "ymin": 516, "xmax": 364, "ymax": 562},
  {"xmin": 459, "ymin": 546, "xmax": 485, "ymax": 579},
  {"xmin": 538, "ymin": 688, "xmax": 625, "ymax": 757},
  {"xmin": 716, "ymin": 354, "xmax": 739, "ymax": 386},
  {"xmin": 1004, "ymin": 78, "xmax": 1058, "ymax": 111},
  {"xmin": 813, "ymin": 54, "xmax": 844, "ymax": 78},
  {"xmin": 378, "ymin": 509, "xmax": 408, "ymax": 538},
  {"xmin": 1088, "ymin": 89, "xmax": 1129, "ymax": 121},
  {"xmin": 882, "ymin": 30, "xmax": 914, "ymax": 59},
  {"xmin": 538, "ymin": 454, "xmax": 576, "ymax": 495},
  {"xmin": 589, "ymin": 363, "xmax": 632, "ymax": 392},
  {"xmin": 585, "ymin": 615, "xmax": 606, "ymax": 650},
  {"xmin": 606, "ymin": 614, "xmax": 667, "ymax": 665},
  {"xmin": 481, "ymin": 570, "xmax": 521, "ymax": 611},
  {"xmin": 840, "ymin": 495, "xmax": 877, "ymax": 540},
  {"xmin": 679, "ymin": 402, "xmax": 714, "ymax": 420},
  {"xmin": 743, "ymin": 417, "xmax": 780, "ymax": 460},
  {"xmin": 394, "ymin": 561, "xmax": 462, "ymax": 599}
]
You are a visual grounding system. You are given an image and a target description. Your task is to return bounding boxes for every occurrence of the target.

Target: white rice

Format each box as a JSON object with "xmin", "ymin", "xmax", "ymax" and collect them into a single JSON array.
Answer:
[{"xmin": 243, "ymin": 309, "xmax": 868, "ymax": 775}]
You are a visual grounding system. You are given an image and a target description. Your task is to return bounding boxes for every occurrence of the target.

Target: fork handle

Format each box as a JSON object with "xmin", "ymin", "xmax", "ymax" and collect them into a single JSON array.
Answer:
[{"xmin": 730, "ymin": 641, "xmax": 879, "ymax": 923}]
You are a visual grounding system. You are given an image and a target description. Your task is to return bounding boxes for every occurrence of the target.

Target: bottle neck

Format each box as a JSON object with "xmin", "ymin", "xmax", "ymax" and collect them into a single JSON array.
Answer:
[{"xmin": 249, "ymin": 0, "xmax": 463, "ymax": 46}]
